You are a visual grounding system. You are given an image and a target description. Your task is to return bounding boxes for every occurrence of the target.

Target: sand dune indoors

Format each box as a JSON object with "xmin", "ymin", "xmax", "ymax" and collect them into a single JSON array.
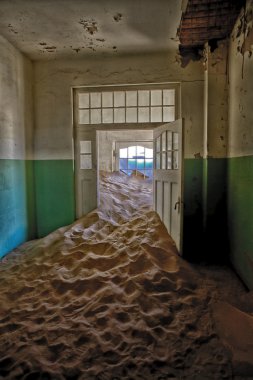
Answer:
[{"xmin": 0, "ymin": 172, "xmax": 252, "ymax": 379}]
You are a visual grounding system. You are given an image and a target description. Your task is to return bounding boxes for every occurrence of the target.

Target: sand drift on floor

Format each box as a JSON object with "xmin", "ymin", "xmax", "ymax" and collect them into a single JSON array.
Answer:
[{"xmin": 0, "ymin": 172, "xmax": 252, "ymax": 379}]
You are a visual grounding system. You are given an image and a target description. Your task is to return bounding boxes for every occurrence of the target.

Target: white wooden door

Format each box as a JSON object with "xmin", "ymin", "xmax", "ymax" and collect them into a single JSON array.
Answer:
[
  {"xmin": 153, "ymin": 119, "xmax": 183, "ymax": 252},
  {"xmin": 75, "ymin": 125, "xmax": 97, "ymax": 218}
]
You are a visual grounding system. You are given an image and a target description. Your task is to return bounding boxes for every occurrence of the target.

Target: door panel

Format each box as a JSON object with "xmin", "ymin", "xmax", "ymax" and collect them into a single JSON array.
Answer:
[
  {"xmin": 153, "ymin": 119, "xmax": 183, "ymax": 252},
  {"xmin": 163, "ymin": 182, "xmax": 170, "ymax": 230},
  {"xmin": 75, "ymin": 126, "xmax": 97, "ymax": 218},
  {"xmin": 156, "ymin": 181, "xmax": 163, "ymax": 217}
]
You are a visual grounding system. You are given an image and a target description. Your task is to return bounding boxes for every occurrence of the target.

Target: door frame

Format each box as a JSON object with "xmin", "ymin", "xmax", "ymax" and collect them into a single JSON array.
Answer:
[{"xmin": 71, "ymin": 82, "xmax": 181, "ymax": 218}]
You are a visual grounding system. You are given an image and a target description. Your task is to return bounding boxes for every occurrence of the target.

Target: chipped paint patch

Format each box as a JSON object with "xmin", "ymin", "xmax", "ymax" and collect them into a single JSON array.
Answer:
[
  {"xmin": 8, "ymin": 24, "xmax": 18, "ymax": 34},
  {"xmin": 113, "ymin": 13, "xmax": 123, "ymax": 22},
  {"xmin": 235, "ymin": 2, "xmax": 253, "ymax": 57},
  {"xmin": 179, "ymin": 46, "xmax": 203, "ymax": 68},
  {"xmin": 43, "ymin": 46, "xmax": 56, "ymax": 53},
  {"xmin": 79, "ymin": 19, "xmax": 98, "ymax": 35}
]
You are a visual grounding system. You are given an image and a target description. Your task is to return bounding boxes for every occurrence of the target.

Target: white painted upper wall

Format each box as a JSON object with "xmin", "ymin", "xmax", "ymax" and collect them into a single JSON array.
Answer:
[
  {"xmin": 34, "ymin": 52, "xmax": 204, "ymax": 160},
  {"xmin": 228, "ymin": 0, "xmax": 253, "ymax": 157},
  {"xmin": 0, "ymin": 35, "xmax": 33, "ymax": 160},
  {"xmin": 207, "ymin": 41, "xmax": 229, "ymax": 158}
]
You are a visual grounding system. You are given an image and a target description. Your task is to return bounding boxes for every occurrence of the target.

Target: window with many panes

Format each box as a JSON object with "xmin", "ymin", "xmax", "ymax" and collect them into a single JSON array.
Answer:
[
  {"xmin": 119, "ymin": 146, "xmax": 153, "ymax": 178},
  {"xmin": 77, "ymin": 86, "xmax": 176, "ymax": 124},
  {"xmin": 155, "ymin": 131, "xmax": 179, "ymax": 170}
]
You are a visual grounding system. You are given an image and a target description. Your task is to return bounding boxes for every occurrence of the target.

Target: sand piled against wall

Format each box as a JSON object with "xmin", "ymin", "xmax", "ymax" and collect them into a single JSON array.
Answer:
[{"xmin": 0, "ymin": 172, "xmax": 252, "ymax": 379}]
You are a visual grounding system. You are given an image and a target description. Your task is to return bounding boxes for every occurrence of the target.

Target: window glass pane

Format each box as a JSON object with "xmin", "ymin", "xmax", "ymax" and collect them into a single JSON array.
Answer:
[
  {"xmin": 138, "ymin": 107, "xmax": 149, "ymax": 122},
  {"xmin": 145, "ymin": 148, "xmax": 153, "ymax": 158},
  {"xmin": 151, "ymin": 90, "xmax": 162, "ymax": 106},
  {"xmin": 79, "ymin": 93, "xmax": 89, "ymax": 108},
  {"xmin": 162, "ymin": 132, "xmax": 166, "ymax": 151},
  {"xmin": 146, "ymin": 169, "xmax": 153, "ymax": 178},
  {"xmin": 90, "ymin": 109, "xmax": 101, "ymax": 124},
  {"xmin": 126, "ymin": 107, "xmax": 137, "ymax": 123},
  {"xmin": 128, "ymin": 159, "xmax": 136, "ymax": 170},
  {"xmin": 162, "ymin": 152, "xmax": 166, "ymax": 169},
  {"xmin": 126, "ymin": 91, "xmax": 137, "ymax": 106},
  {"xmin": 151, "ymin": 107, "xmax": 162, "ymax": 122},
  {"xmin": 80, "ymin": 154, "xmax": 92, "ymax": 169},
  {"xmin": 80, "ymin": 141, "xmax": 91, "ymax": 154},
  {"xmin": 102, "ymin": 108, "xmax": 113, "ymax": 123},
  {"xmin": 138, "ymin": 90, "xmax": 149, "ymax": 106},
  {"xmin": 156, "ymin": 153, "xmax": 160, "ymax": 169},
  {"xmin": 145, "ymin": 159, "xmax": 153, "ymax": 169},
  {"xmin": 114, "ymin": 91, "xmax": 125, "ymax": 107},
  {"xmin": 77, "ymin": 87, "xmax": 176, "ymax": 125},
  {"xmin": 90, "ymin": 92, "xmax": 101, "ymax": 108},
  {"xmin": 167, "ymin": 152, "xmax": 172, "ymax": 169},
  {"xmin": 156, "ymin": 136, "xmax": 161, "ymax": 152},
  {"xmin": 119, "ymin": 158, "xmax": 127, "ymax": 170},
  {"xmin": 163, "ymin": 89, "xmax": 175, "ymax": 106},
  {"xmin": 137, "ymin": 159, "xmax": 144, "ymax": 170},
  {"xmin": 163, "ymin": 106, "xmax": 175, "ymax": 122},
  {"xmin": 137, "ymin": 146, "xmax": 145, "ymax": 157},
  {"xmin": 173, "ymin": 133, "xmax": 179, "ymax": 150},
  {"xmin": 119, "ymin": 148, "xmax": 127, "ymax": 158},
  {"xmin": 173, "ymin": 151, "xmax": 179, "ymax": 169},
  {"xmin": 128, "ymin": 146, "xmax": 136, "ymax": 158},
  {"xmin": 114, "ymin": 108, "xmax": 125, "ymax": 123},
  {"xmin": 79, "ymin": 109, "xmax": 89, "ymax": 124},
  {"xmin": 167, "ymin": 131, "xmax": 172, "ymax": 150},
  {"xmin": 102, "ymin": 92, "xmax": 113, "ymax": 107}
]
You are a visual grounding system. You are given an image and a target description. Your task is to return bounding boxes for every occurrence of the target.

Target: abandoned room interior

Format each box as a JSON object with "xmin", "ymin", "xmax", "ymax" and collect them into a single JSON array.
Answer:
[{"xmin": 0, "ymin": 0, "xmax": 253, "ymax": 378}]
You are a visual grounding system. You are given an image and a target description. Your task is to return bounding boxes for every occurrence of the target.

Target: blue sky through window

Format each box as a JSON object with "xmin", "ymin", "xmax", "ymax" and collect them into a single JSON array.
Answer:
[{"xmin": 119, "ymin": 146, "xmax": 153, "ymax": 178}]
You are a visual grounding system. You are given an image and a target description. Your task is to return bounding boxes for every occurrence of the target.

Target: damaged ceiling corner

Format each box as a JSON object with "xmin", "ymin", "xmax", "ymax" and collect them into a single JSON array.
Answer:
[{"xmin": 178, "ymin": 0, "xmax": 246, "ymax": 67}]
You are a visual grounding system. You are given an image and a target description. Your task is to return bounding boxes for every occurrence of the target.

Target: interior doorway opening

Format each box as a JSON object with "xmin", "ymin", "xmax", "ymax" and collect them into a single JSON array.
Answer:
[{"xmin": 97, "ymin": 129, "xmax": 154, "ymax": 208}]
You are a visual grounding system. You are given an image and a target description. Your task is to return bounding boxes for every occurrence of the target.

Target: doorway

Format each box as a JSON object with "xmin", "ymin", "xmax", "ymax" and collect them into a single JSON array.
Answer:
[
  {"xmin": 97, "ymin": 129, "xmax": 154, "ymax": 211},
  {"xmin": 73, "ymin": 84, "xmax": 183, "ymax": 252}
]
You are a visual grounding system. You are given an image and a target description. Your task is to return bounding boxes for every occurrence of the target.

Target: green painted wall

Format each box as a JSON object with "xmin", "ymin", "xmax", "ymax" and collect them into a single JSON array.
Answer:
[
  {"xmin": 183, "ymin": 159, "xmax": 204, "ymax": 261},
  {"xmin": 203, "ymin": 158, "xmax": 228, "ymax": 263},
  {"xmin": 228, "ymin": 155, "xmax": 253, "ymax": 289},
  {"xmin": 0, "ymin": 159, "xmax": 75, "ymax": 256},
  {"xmin": 0, "ymin": 159, "xmax": 36, "ymax": 258},
  {"xmin": 34, "ymin": 160, "xmax": 75, "ymax": 237},
  {"xmin": 183, "ymin": 158, "xmax": 228, "ymax": 263}
]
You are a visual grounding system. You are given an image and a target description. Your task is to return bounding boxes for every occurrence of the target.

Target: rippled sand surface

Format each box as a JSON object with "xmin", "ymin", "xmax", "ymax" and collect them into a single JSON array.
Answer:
[{"xmin": 0, "ymin": 172, "xmax": 252, "ymax": 379}]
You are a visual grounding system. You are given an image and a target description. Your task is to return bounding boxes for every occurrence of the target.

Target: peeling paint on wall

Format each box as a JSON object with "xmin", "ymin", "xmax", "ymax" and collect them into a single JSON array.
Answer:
[
  {"xmin": 79, "ymin": 19, "xmax": 98, "ymax": 35},
  {"xmin": 113, "ymin": 13, "xmax": 123, "ymax": 22}
]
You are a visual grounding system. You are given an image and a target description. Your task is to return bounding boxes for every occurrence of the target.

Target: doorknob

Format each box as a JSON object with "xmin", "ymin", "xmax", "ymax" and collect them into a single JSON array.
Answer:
[
  {"xmin": 174, "ymin": 197, "xmax": 183, "ymax": 211},
  {"xmin": 174, "ymin": 200, "xmax": 180, "ymax": 210}
]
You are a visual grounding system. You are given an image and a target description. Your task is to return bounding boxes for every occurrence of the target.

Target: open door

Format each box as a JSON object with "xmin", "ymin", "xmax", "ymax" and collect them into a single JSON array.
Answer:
[
  {"xmin": 153, "ymin": 119, "xmax": 183, "ymax": 252},
  {"xmin": 75, "ymin": 125, "xmax": 97, "ymax": 218}
]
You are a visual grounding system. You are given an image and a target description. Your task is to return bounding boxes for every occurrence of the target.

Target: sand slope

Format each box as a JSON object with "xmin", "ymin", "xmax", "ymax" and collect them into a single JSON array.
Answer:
[
  {"xmin": 212, "ymin": 301, "xmax": 253, "ymax": 376},
  {"xmin": 0, "ymin": 172, "xmax": 251, "ymax": 379}
]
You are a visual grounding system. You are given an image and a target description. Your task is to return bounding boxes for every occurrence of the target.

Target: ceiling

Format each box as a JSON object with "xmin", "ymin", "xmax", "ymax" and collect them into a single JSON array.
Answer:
[
  {"xmin": 179, "ymin": 0, "xmax": 245, "ymax": 51},
  {"xmin": 0, "ymin": 0, "xmax": 182, "ymax": 60}
]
